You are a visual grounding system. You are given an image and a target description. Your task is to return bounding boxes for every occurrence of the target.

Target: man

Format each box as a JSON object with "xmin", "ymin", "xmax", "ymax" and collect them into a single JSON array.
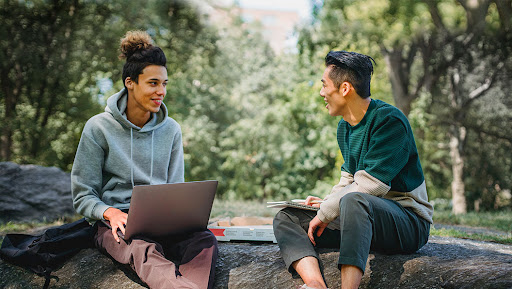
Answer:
[{"xmin": 273, "ymin": 51, "xmax": 433, "ymax": 289}]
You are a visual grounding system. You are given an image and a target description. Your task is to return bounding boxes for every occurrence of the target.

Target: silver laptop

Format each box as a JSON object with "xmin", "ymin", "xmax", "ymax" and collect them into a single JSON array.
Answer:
[{"xmin": 103, "ymin": 180, "xmax": 218, "ymax": 240}]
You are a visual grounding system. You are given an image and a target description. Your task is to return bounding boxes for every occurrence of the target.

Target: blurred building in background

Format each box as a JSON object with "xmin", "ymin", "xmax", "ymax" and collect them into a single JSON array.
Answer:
[
  {"xmin": 204, "ymin": 0, "xmax": 302, "ymax": 54},
  {"xmin": 239, "ymin": 7, "xmax": 299, "ymax": 53}
]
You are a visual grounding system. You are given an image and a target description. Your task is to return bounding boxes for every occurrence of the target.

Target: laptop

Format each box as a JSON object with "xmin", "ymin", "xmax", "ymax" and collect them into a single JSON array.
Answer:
[{"xmin": 102, "ymin": 180, "xmax": 218, "ymax": 240}]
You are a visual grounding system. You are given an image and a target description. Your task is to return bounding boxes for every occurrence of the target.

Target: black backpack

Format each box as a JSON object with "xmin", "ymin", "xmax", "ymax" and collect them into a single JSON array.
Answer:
[{"xmin": 0, "ymin": 218, "xmax": 96, "ymax": 289}]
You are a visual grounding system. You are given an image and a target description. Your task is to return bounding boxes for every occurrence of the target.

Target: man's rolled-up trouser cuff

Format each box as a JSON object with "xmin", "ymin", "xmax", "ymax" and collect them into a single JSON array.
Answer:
[
  {"xmin": 338, "ymin": 256, "xmax": 366, "ymax": 273},
  {"xmin": 273, "ymin": 208, "xmax": 320, "ymax": 277},
  {"xmin": 286, "ymin": 252, "xmax": 320, "ymax": 278}
]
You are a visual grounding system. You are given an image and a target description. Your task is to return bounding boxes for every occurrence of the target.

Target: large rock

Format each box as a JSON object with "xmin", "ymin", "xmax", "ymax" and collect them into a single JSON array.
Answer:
[
  {"xmin": 0, "ymin": 162, "xmax": 75, "ymax": 223},
  {"xmin": 1, "ymin": 163, "xmax": 511, "ymax": 287},
  {"xmin": 0, "ymin": 236, "xmax": 511, "ymax": 288}
]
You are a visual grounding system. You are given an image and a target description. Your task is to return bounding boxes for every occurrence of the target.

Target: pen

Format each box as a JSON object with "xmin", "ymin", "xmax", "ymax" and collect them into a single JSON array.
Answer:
[{"xmin": 291, "ymin": 199, "xmax": 324, "ymax": 204}]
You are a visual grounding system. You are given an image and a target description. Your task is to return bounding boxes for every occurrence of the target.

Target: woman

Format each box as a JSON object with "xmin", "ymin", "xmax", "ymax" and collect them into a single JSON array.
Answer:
[{"xmin": 71, "ymin": 30, "xmax": 217, "ymax": 289}]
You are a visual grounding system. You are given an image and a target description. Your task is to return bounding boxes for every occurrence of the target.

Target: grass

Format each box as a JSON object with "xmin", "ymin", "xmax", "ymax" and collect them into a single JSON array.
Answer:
[
  {"xmin": 0, "ymin": 215, "xmax": 82, "ymax": 237},
  {"xmin": 430, "ymin": 208, "xmax": 512, "ymax": 244},
  {"xmin": 210, "ymin": 199, "xmax": 277, "ymax": 220},
  {"xmin": 1, "ymin": 200, "xmax": 511, "ymax": 245},
  {"xmin": 211, "ymin": 200, "xmax": 512, "ymax": 244},
  {"xmin": 432, "ymin": 209, "xmax": 512, "ymax": 232},
  {"xmin": 430, "ymin": 227, "xmax": 512, "ymax": 244},
  {"xmin": 210, "ymin": 200, "xmax": 512, "ymax": 244}
]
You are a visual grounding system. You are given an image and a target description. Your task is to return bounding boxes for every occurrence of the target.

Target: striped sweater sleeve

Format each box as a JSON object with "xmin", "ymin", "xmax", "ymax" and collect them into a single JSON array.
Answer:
[{"xmin": 317, "ymin": 170, "xmax": 390, "ymax": 223}]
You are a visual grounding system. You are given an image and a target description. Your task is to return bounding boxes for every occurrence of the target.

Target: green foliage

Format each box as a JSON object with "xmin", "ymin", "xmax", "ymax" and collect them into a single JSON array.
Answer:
[
  {"xmin": 164, "ymin": 16, "xmax": 341, "ymax": 200},
  {"xmin": 0, "ymin": 0, "xmax": 132, "ymax": 170},
  {"xmin": 218, "ymin": 79, "xmax": 338, "ymax": 200},
  {"xmin": 301, "ymin": 0, "xmax": 512, "ymax": 211},
  {"xmin": 417, "ymin": 32, "xmax": 512, "ymax": 210},
  {"xmin": 0, "ymin": 0, "xmax": 217, "ymax": 170},
  {"xmin": 409, "ymin": 94, "xmax": 452, "ymax": 200},
  {"xmin": 4, "ymin": 0, "xmax": 510, "ymax": 208},
  {"xmin": 0, "ymin": 1, "xmax": 345, "ymax": 201},
  {"xmin": 297, "ymin": 0, "xmax": 395, "ymax": 104}
]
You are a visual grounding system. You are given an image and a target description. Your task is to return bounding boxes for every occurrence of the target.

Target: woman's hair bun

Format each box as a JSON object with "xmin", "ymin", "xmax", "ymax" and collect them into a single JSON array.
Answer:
[
  {"xmin": 119, "ymin": 30, "xmax": 154, "ymax": 60},
  {"xmin": 119, "ymin": 30, "xmax": 166, "ymax": 83}
]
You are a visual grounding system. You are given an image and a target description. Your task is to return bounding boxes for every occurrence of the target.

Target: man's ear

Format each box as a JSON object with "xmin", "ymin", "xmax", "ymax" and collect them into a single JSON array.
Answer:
[
  {"xmin": 125, "ymin": 77, "xmax": 134, "ymax": 89},
  {"xmin": 339, "ymin": 81, "xmax": 352, "ymax": 96}
]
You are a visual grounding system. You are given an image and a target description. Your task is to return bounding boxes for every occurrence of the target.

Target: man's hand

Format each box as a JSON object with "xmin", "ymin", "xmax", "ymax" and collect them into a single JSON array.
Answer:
[
  {"xmin": 308, "ymin": 215, "xmax": 328, "ymax": 246},
  {"xmin": 304, "ymin": 195, "xmax": 323, "ymax": 208},
  {"xmin": 103, "ymin": 207, "xmax": 128, "ymax": 243}
]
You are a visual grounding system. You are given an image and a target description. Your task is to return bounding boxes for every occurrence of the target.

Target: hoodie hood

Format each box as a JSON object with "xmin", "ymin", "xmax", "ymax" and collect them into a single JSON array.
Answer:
[
  {"xmin": 104, "ymin": 88, "xmax": 170, "ymax": 188},
  {"xmin": 105, "ymin": 88, "xmax": 169, "ymax": 132}
]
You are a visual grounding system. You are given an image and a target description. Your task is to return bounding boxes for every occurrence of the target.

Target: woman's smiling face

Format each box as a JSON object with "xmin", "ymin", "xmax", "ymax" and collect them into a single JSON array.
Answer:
[{"xmin": 127, "ymin": 65, "xmax": 168, "ymax": 114}]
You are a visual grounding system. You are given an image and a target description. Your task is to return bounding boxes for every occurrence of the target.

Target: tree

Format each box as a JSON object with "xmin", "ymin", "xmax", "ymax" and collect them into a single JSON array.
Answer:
[
  {"xmin": 432, "ymin": 33, "xmax": 512, "ymax": 212},
  {"xmin": 0, "ymin": 0, "xmax": 218, "ymax": 170},
  {"xmin": 161, "ymin": 9, "xmax": 340, "ymax": 199},
  {"xmin": 306, "ymin": 0, "xmax": 511, "ymax": 116},
  {"xmin": 300, "ymin": 0, "xmax": 512, "ymax": 213},
  {"xmin": 0, "ymin": 0, "xmax": 130, "ymax": 169}
]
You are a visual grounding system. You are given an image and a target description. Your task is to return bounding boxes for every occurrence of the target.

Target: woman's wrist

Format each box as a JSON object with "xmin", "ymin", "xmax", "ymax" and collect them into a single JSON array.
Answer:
[{"xmin": 103, "ymin": 207, "xmax": 117, "ymax": 220}]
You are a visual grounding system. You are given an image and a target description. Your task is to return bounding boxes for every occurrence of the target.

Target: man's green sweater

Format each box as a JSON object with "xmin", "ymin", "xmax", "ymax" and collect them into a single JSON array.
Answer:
[{"xmin": 317, "ymin": 99, "xmax": 433, "ymax": 224}]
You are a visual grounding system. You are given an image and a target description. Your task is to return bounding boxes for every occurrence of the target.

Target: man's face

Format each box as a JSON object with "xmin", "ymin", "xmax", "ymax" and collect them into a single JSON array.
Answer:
[
  {"xmin": 128, "ymin": 65, "xmax": 168, "ymax": 114},
  {"xmin": 320, "ymin": 66, "xmax": 345, "ymax": 116}
]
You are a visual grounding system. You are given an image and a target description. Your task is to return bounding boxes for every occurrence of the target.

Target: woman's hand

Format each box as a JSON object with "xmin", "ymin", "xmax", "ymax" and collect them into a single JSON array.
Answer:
[{"xmin": 103, "ymin": 207, "xmax": 128, "ymax": 243}]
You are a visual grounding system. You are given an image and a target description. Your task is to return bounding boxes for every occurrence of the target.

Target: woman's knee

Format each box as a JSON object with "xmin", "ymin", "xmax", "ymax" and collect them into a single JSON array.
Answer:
[
  {"xmin": 131, "ymin": 238, "xmax": 164, "ymax": 254},
  {"xmin": 204, "ymin": 230, "xmax": 218, "ymax": 248},
  {"xmin": 192, "ymin": 230, "xmax": 218, "ymax": 249}
]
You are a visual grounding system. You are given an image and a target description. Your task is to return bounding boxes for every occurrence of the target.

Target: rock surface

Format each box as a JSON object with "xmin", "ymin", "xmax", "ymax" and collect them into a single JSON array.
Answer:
[
  {"xmin": 1, "ymin": 162, "xmax": 511, "ymax": 288},
  {"xmin": 1, "ymin": 236, "xmax": 511, "ymax": 289},
  {"xmin": 0, "ymin": 162, "xmax": 75, "ymax": 223}
]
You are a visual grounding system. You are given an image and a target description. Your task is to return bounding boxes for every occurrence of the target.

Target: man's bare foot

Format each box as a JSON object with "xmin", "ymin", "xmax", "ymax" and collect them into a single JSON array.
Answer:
[{"xmin": 298, "ymin": 281, "xmax": 328, "ymax": 289}]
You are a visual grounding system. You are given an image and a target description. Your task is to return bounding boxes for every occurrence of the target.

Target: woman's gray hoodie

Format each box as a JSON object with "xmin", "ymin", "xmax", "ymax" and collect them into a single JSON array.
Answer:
[{"xmin": 71, "ymin": 88, "xmax": 184, "ymax": 221}]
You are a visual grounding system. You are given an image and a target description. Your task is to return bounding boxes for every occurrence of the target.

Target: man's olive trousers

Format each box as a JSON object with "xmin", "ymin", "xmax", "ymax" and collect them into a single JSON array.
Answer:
[{"xmin": 273, "ymin": 192, "xmax": 430, "ymax": 275}]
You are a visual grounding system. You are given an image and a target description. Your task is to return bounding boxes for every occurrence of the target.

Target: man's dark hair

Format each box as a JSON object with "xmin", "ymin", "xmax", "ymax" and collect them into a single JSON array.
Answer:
[
  {"xmin": 119, "ymin": 31, "xmax": 167, "ymax": 85},
  {"xmin": 325, "ymin": 51, "xmax": 375, "ymax": 98}
]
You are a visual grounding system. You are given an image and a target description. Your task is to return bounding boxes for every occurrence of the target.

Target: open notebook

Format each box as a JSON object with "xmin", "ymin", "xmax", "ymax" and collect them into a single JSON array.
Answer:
[{"xmin": 266, "ymin": 199, "xmax": 320, "ymax": 211}]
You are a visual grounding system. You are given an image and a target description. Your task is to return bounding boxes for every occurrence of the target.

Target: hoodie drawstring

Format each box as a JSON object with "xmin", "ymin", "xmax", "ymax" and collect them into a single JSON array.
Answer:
[
  {"xmin": 150, "ymin": 131, "xmax": 154, "ymax": 184},
  {"xmin": 130, "ymin": 127, "xmax": 155, "ymax": 187},
  {"xmin": 130, "ymin": 128, "xmax": 134, "ymax": 188}
]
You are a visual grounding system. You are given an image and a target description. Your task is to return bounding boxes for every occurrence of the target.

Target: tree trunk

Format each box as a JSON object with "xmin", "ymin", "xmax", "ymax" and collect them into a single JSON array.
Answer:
[
  {"xmin": 381, "ymin": 47, "xmax": 415, "ymax": 116},
  {"xmin": 0, "ymin": 126, "xmax": 13, "ymax": 161},
  {"xmin": 495, "ymin": 0, "xmax": 512, "ymax": 32},
  {"xmin": 0, "ymin": 69, "xmax": 16, "ymax": 161},
  {"xmin": 448, "ymin": 67, "xmax": 468, "ymax": 214},
  {"xmin": 450, "ymin": 124, "xmax": 467, "ymax": 214},
  {"xmin": 457, "ymin": 0, "xmax": 492, "ymax": 34}
]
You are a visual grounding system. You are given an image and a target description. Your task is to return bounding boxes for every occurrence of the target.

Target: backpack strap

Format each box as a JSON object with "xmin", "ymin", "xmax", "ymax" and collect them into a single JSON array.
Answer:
[{"xmin": 42, "ymin": 269, "xmax": 59, "ymax": 289}]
